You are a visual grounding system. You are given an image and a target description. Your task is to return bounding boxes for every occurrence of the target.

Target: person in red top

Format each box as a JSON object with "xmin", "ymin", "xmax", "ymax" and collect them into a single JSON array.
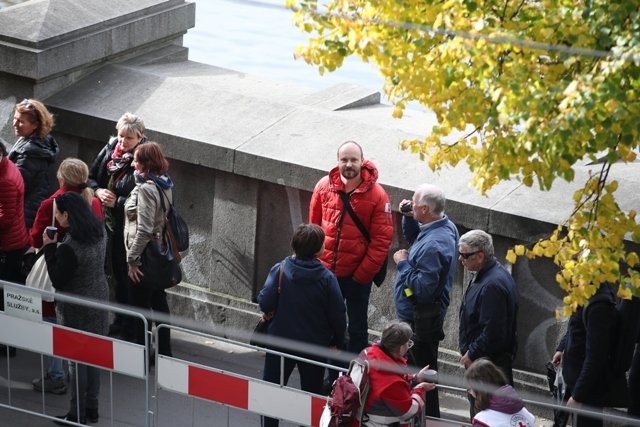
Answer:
[
  {"xmin": 30, "ymin": 158, "xmax": 104, "ymax": 248},
  {"xmin": 309, "ymin": 141, "xmax": 393, "ymax": 359},
  {"xmin": 363, "ymin": 321, "xmax": 435, "ymax": 426},
  {"xmin": 28, "ymin": 157, "xmax": 103, "ymax": 394},
  {"xmin": 0, "ymin": 142, "xmax": 30, "ymax": 358},
  {"xmin": 0, "ymin": 142, "xmax": 30, "ymax": 282}
]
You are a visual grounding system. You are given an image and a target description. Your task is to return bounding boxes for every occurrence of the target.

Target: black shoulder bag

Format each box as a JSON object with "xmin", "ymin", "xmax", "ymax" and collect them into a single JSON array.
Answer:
[{"xmin": 338, "ymin": 191, "xmax": 388, "ymax": 287}]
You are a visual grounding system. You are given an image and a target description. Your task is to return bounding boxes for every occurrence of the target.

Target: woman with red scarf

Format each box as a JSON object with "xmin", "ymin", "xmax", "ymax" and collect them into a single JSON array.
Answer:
[{"xmin": 88, "ymin": 112, "xmax": 147, "ymax": 337}]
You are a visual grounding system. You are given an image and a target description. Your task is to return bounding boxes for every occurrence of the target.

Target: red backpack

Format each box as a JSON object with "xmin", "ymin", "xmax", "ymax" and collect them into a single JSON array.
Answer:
[{"xmin": 320, "ymin": 353, "xmax": 370, "ymax": 427}]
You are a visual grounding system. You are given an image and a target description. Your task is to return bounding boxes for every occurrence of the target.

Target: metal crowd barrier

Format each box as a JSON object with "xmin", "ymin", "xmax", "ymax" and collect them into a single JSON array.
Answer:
[
  {"xmin": 153, "ymin": 324, "xmax": 470, "ymax": 427},
  {"xmin": 2, "ymin": 278, "xmax": 639, "ymax": 427},
  {"xmin": 0, "ymin": 279, "xmax": 151, "ymax": 426}
]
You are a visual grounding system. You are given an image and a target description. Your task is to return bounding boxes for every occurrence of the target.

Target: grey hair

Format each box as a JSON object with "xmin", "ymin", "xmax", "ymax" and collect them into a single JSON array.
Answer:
[
  {"xmin": 116, "ymin": 112, "xmax": 145, "ymax": 137},
  {"xmin": 380, "ymin": 321, "xmax": 413, "ymax": 353},
  {"xmin": 459, "ymin": 229, "xmax": 494, "ymax": 257},
  {"xmin": 414, "ymin": 184, "xmax": 445, "ymax": 216}
]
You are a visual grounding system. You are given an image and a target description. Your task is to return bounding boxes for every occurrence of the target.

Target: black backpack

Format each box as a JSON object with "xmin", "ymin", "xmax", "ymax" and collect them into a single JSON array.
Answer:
[
  {"xmin": 156, "ymin": 184, "xmax": 190, "ymax": 253},
  {"xmin": 582, "ymin": 290, "xmax": 640, "ymax": 407},
  {"xmin": 583, "ymin": 292, "xmax": 640, "ymax": 375}
]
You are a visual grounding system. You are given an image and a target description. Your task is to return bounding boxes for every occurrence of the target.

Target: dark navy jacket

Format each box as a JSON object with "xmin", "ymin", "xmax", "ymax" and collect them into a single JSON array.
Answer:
[
  {"xmin": 459, "ymin": 258, "xmax": 518, "ymax": 360},
  {"xmin": 258, "ymin": 256, "xmax": 347, "ymax": 349}
]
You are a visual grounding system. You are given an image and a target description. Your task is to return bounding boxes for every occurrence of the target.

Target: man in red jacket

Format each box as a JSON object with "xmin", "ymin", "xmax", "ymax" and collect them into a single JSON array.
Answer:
[{"xmin": 310, "ymin": 141, "xmax": 393, "ymax": 360}]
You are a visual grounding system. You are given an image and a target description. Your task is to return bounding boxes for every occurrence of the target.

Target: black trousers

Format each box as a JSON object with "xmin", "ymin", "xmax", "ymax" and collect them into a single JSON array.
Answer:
[
  {"xmin": 629, "ymin": 343, "xmax": 640, "ymax": 418},
  {"xmin": 408, "ymin": 302, "xmax": 444, "ymax": 418},
  {"xmin": 128, "ymin": 284, "xmax": 172, "ymax": 357},
  {"xmin": 0, "ymin": 247, "xmax": 28, "ymax": 307}
]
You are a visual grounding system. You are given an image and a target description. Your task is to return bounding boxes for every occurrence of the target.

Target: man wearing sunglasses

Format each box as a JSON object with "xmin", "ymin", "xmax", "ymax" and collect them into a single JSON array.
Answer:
[
  {"xmin": 457, "ymin": 229, "xmax": 519, "ymax": 418},
  {"xmin": 393, "ymin": 184, "xmax": 459, "ymax": 418}
]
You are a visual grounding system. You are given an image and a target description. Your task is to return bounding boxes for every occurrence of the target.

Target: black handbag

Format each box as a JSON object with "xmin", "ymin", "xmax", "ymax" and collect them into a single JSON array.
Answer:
[
  {"xmin": 338, "ymin": 191, "xmax": 388, "ymax": 286},
  {"xmin": 250, "ymin": 264, "xmax": 284, "ymax": 346},
  {"xmin": 139, "ymin": 233, "xmax": 182, "ymax": 291}
]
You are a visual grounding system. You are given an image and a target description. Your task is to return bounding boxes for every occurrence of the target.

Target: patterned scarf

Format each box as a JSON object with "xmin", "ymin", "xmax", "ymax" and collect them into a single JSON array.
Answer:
[{"xmin": 106, "ymin": 141, "xmax": 134, "ymax": 176}]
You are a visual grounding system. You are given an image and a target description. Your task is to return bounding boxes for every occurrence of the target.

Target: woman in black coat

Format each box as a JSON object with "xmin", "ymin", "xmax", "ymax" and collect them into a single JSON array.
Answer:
[
  {"xmin": 88, "ymin": 112, "xmax": 146, "ymax": 336},
  {"xmin": 9, "ymin": 98, "xmax": 59, "ymax": 229}
]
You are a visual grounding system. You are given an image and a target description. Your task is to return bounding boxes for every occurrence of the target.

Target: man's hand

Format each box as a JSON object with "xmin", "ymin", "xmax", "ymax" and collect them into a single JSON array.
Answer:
[
  {"xmin": 552, "ymin": 351, "xmax": 563, "ymax": 367},
  {"xmin": 461, "ymin": 351, "xmax": 473, "ymax": 369},
  {"xmin": 399, "ymin": 199, "xmax": 413, "ymax": 216},
  {"xmin": 393, "ymin": 249, "xmax": 409, "ymax": 264}
]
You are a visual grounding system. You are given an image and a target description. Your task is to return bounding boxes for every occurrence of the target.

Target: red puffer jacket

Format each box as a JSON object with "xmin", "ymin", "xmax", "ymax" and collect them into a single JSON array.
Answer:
[
  {"xmin": 0, "ymin": 156, "xmax": 29, "ymax": 252},
  {"xmin": 309, "ymin": 160, "xmax": 393, "ymax": 284}
]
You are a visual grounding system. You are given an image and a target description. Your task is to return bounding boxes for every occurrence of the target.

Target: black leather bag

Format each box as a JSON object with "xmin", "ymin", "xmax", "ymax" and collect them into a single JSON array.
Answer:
[
  {"xmin": 249, "ymin": 314, "xmax": 274, "ymax": 347},
  {"xmin": 250, "ymin": 264, "xmax": 284, "ymax": 346},
  {"xmin": 139, "ymin": 235, "xmax": 182, "ymax": 290},
  {"xmin": 372, "ymin": 257, "xmax": 388, "ymax": 286}
]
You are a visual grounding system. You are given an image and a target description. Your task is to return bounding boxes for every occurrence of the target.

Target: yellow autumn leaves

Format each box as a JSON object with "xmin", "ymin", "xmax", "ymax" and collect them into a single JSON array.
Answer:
[{"xmin": 288, "ymin": 0, "xmax": 640, "ymax": 314}]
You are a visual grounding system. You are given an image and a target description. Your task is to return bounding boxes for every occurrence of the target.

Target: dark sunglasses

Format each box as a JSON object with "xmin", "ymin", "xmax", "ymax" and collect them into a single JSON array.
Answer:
[
  {"xmin": 459, "ymin": 251, "xmax": 479, "ymax": 260},
  {"xmin": 20, "ymin": 99, "xmax": 34, "ymax": 110}
]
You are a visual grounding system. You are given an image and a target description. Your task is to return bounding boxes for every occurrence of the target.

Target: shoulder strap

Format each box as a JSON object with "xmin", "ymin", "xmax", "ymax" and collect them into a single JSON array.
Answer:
[
  {"xmin": 338, "ymin": 191, "xmax": 370, "ymax": 242},
  {"xmin": 153, "ymin": 182, "xmax": 171, "ymax": 218},
  {"xmin": 277, "ymin": 264, "xmax": 284, "ymax": 294}
]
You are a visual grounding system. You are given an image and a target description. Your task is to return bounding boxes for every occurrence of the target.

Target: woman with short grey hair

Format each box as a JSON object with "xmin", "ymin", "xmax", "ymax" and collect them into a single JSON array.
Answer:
[{"xmin": 362, "ymin": 321, "xmax": 435, "ymax": 426}]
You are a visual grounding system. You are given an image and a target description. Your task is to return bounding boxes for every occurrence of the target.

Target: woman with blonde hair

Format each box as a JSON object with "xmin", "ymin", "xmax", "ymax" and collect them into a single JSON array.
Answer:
[
  {"xmin": 9, "ymin": 98, "xmax": 59, "ymax": 228},
  {"xmin": 30, "ymin": 158, "xmax": 103, "ymax": 248},
  {"xmin": 88, "ymin": 112, "xmax": 147, "ymax": 336},
  {"xmin": 27, "ymin": 157, "xmax": 104, "ymax": 395}
]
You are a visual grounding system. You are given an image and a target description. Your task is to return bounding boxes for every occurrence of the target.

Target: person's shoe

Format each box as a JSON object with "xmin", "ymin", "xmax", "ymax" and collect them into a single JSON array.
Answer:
[
  {"xmin": 85, "ymin": 408, "xmax": 99, "ymax": 423},
  {"xmin": 32, "ymin": 374, "xmax": 67, "ymax": 394},
  {"xmin": 54, "ymin": 413, "xmax": 86, "ymax": 425}
]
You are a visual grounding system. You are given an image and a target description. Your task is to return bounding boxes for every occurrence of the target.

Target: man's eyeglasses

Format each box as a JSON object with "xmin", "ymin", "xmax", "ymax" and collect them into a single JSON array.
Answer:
[
  {"xmin": 406, "ymin": 339, "xmax": 414, "ymax": 350},
  {"xmin": 20, "ymin": 99, "xmax": 34, "ymax": 110},
  {"xmin": 459, "ymin": 251, "xmax": 479, "ymax": 260}
]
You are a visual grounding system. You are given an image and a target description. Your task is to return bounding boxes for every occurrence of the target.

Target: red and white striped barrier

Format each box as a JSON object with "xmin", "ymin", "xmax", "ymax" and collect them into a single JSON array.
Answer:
[
  {"xmin": 157, "ymin": 356, "xmax": 328, "ymax": 426},
  {"xmin": 0, "ymin": 313, "xmax": 145, "ymax": 379}
]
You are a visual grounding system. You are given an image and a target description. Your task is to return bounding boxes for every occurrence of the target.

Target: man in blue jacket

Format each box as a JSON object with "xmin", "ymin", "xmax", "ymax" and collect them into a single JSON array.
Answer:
[
  {"xmin": 458, "ymin": 229, "xmax": 518, "ymax": 417},
  {"xmin": 393, "ymin": 184, "xmax": 459, "ymax": 418}
]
